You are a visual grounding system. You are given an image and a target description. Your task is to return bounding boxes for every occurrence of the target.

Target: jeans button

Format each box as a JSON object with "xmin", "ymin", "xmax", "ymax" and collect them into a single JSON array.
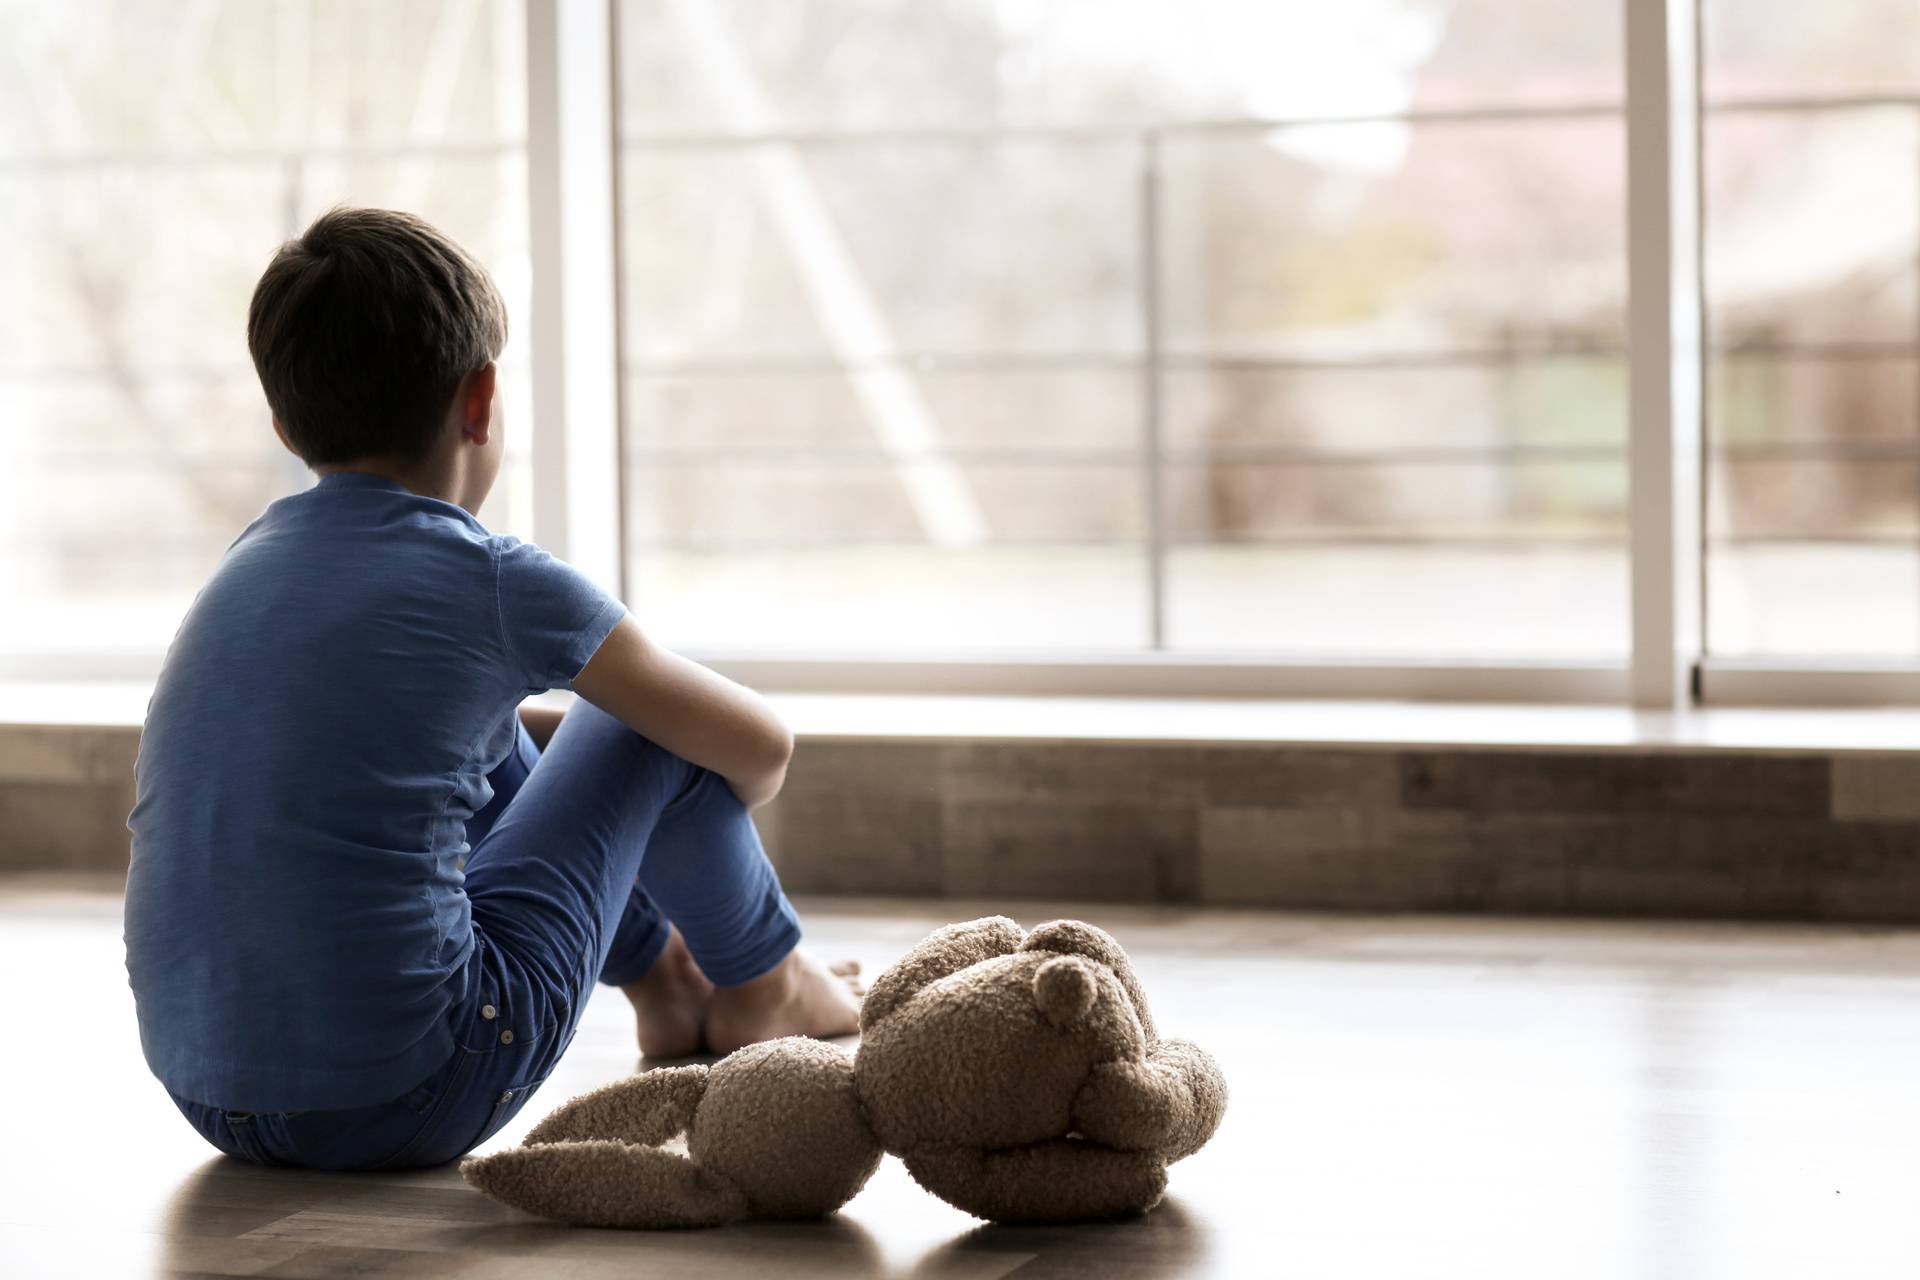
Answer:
[
  {"xmin": 499, "ymin": 1090, "xmax": 514, "ymax": 1104},
  {"xmin": 500, "ymin": 1029, "xmax": 514, "ymax": 1045},
  {"xmin": 481, "ymin": 1004, "xmax": 497, "ymax": 1021}
]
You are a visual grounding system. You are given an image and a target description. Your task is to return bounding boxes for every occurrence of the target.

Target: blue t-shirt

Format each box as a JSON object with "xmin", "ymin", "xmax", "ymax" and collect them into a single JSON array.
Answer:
[{"xmin": 124, "ymin": 471, "xmax": 626, "ymax": 1111}]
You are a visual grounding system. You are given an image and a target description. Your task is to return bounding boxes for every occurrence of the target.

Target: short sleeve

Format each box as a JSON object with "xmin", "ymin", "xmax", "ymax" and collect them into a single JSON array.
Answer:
[{"xmin": 493, "ymin": 537, "xmax": 627, "ymax": 691}]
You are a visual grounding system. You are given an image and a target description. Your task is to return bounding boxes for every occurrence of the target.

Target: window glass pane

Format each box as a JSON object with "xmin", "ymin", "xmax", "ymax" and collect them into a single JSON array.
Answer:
[
  {"xmin": 1167, "ymin": 546, "xmax": 1629, "ymax": 658},
  {"xmin": 615, "ymin": 0, "xmax": 1626, "ymax": 659},
  {"xmin": 1703, "ymin": 0, "xmax": 1920, "ymax": 99},
  {"xmin": 1162, "ymin": 457, "xmax": 1625, "ymax": 658},
  {"xmin": 2, "ymin": 1, "xmax": 533, "ymax": 659},
  {"xmin": 1703, "ymin": 109, "xmax": 1918, "ymax": 349},
  {"xmin": 620, "ymin": 141, "xmax": 1140, "ymax": 361},
  {"xmin": 617, "ymin": 0, "xmax": 1620, "ymax": 135},
  {"xmin": 1702, "ymin": 7, "xmax": 1920, "ymax": 658},
  {"xmin": 1160, "ymin": 121, "xmax": 1628, "ymax": 359},
  {"xmin": 1165, "ymin": 359, "xmax": 1627, "ymax": 454},
  {"xmin": 625, "ymin": 461, "xmax": 1149, "ymax": 651},
  {"xmin": 1158, "ymin": 118, "xmax": 1628, "ymax": 659}
]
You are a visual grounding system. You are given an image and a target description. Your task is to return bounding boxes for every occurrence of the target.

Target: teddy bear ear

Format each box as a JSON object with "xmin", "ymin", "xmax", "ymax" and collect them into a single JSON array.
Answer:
[
  {"xmin": 1033, "ymin": 955, "xmax": 1099, "ymax": 1027},
  {"xmin": 1021, "ymin": 919, "xmax": 1157, "ymax": 1040}
]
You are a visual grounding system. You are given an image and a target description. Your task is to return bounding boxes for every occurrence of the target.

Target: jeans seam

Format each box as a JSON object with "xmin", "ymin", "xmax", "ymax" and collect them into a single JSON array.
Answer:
[{"xmin": 369, "ymin": 1048, "xmax": 479, "ymax": 1171}]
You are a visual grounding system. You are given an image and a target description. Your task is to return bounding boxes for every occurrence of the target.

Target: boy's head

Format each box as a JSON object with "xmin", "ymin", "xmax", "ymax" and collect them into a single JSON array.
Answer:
[{"xmin": 248, "ymin": 207, "xmax": 507, "ymax": 480}]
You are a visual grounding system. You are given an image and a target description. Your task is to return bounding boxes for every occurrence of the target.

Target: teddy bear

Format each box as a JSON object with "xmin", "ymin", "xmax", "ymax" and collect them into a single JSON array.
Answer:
[{"xmin": 460, "ymin": 916, "xmax": 1227, "ymax": 1226}]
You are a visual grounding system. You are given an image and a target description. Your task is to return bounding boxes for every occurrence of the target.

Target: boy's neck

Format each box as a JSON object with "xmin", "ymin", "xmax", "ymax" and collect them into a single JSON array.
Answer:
[{"xmin": 314, "ymin": 451, "xmax": 482, "ymax": 515}]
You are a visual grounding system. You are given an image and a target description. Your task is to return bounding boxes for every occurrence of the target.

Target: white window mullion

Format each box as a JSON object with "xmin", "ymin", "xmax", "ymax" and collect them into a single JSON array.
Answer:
[
  {"xmin": 525, "ymin": 0, "xmax": 622, "ymax": 594},
  {"xmin": 1625, "ymin": 0, "xmax": 1705, "ymax": 708}
]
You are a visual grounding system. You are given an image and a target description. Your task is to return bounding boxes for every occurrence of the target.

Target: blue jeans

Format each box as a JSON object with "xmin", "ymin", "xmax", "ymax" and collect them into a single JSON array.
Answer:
[{"xmin": 168, "ymin": 701, "xmax": 801, "ymax": 1170}]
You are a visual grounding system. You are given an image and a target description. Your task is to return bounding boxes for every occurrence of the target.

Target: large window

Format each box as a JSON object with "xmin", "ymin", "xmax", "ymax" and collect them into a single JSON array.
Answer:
[
  {"xmin": 1703, "ymin": 0, "xmax": 1920, "ymax": 658},
  {"xmin": 7, "ymin": 0, "xmax": 1919, "ymax": 703},
  {"xmin": 0, "ymin": 0, "xmax": 533, "ymax": 662},
  {"xmin": 613, "ymin": 0, "xmax": 1628, "ymax": 659}
]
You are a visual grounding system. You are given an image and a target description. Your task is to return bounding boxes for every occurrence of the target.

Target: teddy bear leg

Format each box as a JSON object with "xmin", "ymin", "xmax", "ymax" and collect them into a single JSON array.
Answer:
[
  {"xmin": 461, "ymin": 1140, "xmax": 752, "ymax": 1228},
  {"xmin": 522, "ymin": 1063, "xmax": 708, "ymax": 1147},
  {"xmin": 905, "ymin": 1141, "xmax": 1169, "ymax": 1224}
]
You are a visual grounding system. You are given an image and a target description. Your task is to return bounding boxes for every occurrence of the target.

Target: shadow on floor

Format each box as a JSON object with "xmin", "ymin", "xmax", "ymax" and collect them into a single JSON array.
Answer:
[
  {"xmin": 907, "ymin": 1195, "xmax": 1213, "ymax": 1278},
  {"xmin": 159, "ymin": 1155, "xmax": 893, "ymax": 1277}
]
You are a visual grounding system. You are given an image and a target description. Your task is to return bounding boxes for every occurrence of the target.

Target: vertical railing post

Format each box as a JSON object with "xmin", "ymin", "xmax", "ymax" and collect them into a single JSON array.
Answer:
[
  {"xmin": 1626, "ymin": 0, "xmax": 1704, "ymax": 706},
  {"xmin": 1140, "ymin": 129, "xmax": 1168, "ymax": 650},
  {"xmin": 526, "ymin": 0, "xmax": 623, "ymax": 593}
]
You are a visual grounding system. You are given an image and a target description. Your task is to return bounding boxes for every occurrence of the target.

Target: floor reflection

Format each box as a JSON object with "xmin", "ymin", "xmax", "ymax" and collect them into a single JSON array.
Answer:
[
  {"xmin": 159, "ymin": 1151, "xmax": 896, "ymax": 1278},
  {"xmin": 910, "ymin": 1196, "xmax": 1212, "ymax": 1278}
]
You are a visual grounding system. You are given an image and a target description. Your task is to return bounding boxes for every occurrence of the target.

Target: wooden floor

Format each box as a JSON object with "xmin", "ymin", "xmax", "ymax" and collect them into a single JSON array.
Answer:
[{"xmin": 8, "ymin": 875, "xmax": 1920, "ymax": 1278}]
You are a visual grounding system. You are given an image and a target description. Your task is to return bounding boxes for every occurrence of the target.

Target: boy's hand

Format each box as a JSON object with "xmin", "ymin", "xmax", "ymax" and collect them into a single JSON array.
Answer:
[{"xmin": 571, "ymin": 616, "xmax": 793, "ymax": 809}]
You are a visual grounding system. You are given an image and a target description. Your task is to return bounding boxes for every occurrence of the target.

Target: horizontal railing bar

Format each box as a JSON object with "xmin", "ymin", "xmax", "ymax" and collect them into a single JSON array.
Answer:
[
  {"xmin": 0, "ymin": 139, "xmax": 524, "ymax": 173},
  {"xmin": 618, "ymin": 441, "xmax": 1920, "ymax": 464},
  {"xmin": 622, "ymin": 348, "xmax": 1629, "ymax": 374},
  {"xmin": 20, "ymin": 532, "xmax": 1920, "ymax": 555},
  {"xmin": 1709, "ymin": 339, "xmax": 1920, "ymax": 361},
  {"xmin": 1165, "ymin": 346, "xmax": 1627, "ymax": 369},
  {"xmin": 1703, "ymin": 92, "xmax": 1920, "ymax": 116},
  {"xmin": 613, "ymin": 95, "xmax": 1920, "ymax": 150},
  {"xmin": 615, "ymin": 102, "xmax": 1629, "ymax": 149},
  {"xmin": 618, "ymin": 445, "xmax": 1628, "ymax": 465},
  {"xmin": 12, "ymin": 533, "xmax": 1627, "ymax": 555},
  {"xmin": 24, "ymin": 438, "xmax": 1920, "ymax": 468},
  {"xmin": 1704, "ymin": 532, "xmax": 1920, "ymax": 545},
  {"xmin": 9, "ymin": 336, "xmax": 1915, "ymax": 385},
  {"xmin": 4, "ymin": 95, "xmax": 1908, "ymax": 174},
  {"xmin": 1711, "ymin": 439, "xmax": 1920, "ymax": 461},
  {"xmin": 620, "ymin": 342, "xmax": 1920, "ymax": 375}
]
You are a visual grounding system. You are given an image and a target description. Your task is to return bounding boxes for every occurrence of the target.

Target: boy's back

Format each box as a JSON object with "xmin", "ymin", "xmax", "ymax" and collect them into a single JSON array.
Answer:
[{"xmin": 125, "ymin": 471, "xmax": 620, "ymax": 1111}]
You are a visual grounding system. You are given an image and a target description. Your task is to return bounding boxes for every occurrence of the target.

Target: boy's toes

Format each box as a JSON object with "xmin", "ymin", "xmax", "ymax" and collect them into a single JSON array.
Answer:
[{"xmin": 829, "ymin": 959, "xmax": 861, "ymax": 977}]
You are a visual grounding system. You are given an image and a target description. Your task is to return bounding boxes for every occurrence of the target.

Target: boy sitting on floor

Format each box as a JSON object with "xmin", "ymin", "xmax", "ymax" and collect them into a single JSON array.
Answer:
[{"xmin": 124, "ymin": 206, "xmax": 860, "ymax": 1171}]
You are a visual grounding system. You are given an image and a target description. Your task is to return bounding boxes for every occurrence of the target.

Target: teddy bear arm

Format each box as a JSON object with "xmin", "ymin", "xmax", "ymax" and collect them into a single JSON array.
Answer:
[
  {"xmin": 1071, "ymin": 1039, "xmax": 1227, "ymax": 1162},
  {"xmin": 523, "ymin": 1064, "xmax": 709, "ymax": 1147}
]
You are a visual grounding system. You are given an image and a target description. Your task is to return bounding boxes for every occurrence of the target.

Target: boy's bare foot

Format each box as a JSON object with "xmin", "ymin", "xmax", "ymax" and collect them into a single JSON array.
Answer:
[
  {"xmin": 703, "ymin": 948, "xmax": 864, "ymax": 1056},
  {"xmin": 620, "ymin": 926, "xmax": 715, "ymax": 1059}
]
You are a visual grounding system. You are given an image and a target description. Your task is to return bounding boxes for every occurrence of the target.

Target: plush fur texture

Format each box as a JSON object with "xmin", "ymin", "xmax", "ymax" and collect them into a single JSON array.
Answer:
[{"xmin": 461, "ymin": 917, "xmax": 1227, "ymax": 1227}]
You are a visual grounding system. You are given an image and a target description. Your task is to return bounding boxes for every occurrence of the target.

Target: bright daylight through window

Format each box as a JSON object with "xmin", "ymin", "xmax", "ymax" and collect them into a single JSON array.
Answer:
[
  {"xmin": 614, "ymin": 0, "xmax": 1629, "ymax": 659},
  {"xmin": 1, "ymin": 1, "xmax": 533, "ymax": 665},
  {"xmin": 1701, "ymin": 0, "xmax": 1920, "ymax": 658},
  {"xmin": 5, "ymin": 0, "xmax": 1919, "ymax": 688}
]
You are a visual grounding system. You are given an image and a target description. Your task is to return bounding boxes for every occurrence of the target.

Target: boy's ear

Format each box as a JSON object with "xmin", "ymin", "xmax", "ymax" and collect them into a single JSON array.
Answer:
[{"xmin": 457, "ymin": 362, "xmax": 497, "ymax": 445}]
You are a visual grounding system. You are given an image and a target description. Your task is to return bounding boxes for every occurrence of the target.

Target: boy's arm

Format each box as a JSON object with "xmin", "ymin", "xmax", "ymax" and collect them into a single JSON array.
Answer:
[{"xmin": 569, "ymin": 616, "xmax": 794, "ymax": 809}]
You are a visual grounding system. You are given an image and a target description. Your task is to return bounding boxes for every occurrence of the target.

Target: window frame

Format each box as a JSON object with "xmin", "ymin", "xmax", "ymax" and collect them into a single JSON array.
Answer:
[
  {"xmin": 12, "ymin": 0, "xmax": 1917, "ymax": 709},
  {"xmin": 595, "ymin": 0, "xmax": 1694, "ymax": 706}
]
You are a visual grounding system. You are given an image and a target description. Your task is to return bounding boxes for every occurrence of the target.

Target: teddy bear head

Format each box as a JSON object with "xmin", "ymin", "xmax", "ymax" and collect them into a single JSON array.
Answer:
[{"xmin": 852, "ymin": 917, "xmax": 1158, "ymax": 1155}]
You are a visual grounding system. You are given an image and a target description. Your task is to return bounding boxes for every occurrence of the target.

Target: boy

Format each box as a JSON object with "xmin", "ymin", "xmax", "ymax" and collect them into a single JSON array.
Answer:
[{"xmin": 124, "ymin": 207, "xmax": 860, "ymax": 1170}]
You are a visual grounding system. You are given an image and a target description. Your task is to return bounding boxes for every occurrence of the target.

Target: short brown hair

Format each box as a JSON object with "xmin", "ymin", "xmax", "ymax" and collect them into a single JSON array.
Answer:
[{"xmin": 247, "ymin": 207, "xmax": 508, "ymax": 465}]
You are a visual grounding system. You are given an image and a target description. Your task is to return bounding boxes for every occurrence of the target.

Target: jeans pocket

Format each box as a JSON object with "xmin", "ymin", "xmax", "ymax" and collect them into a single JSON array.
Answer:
[{"xmin": 367, "ymin": 1048, "xmax": 483, "ymax": 1171}]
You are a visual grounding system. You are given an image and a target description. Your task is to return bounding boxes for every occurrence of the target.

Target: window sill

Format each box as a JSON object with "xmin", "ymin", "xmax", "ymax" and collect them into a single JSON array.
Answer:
[{"xmin": 4, "ymin": 679, "xmax": 1920, "ymax": 756}]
